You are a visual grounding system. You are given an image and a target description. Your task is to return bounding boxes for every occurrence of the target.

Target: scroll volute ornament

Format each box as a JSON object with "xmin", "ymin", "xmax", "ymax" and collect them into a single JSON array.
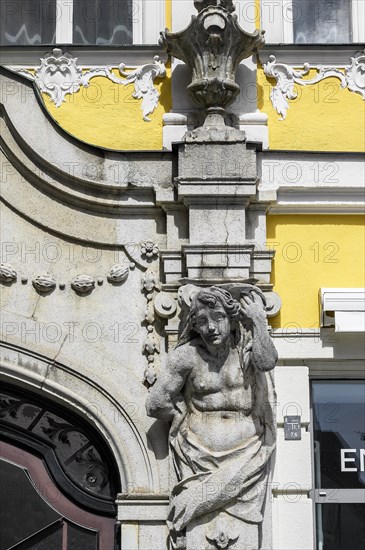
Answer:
[{"xmin": 160, "ymin": 0, "xmax": 264, "ymax": 128}]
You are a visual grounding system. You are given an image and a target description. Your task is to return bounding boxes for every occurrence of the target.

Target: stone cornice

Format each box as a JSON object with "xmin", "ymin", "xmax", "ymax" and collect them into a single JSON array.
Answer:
[
  {"xmin": 0, "ymin": 46, "xmax": 168, "ymax": 67},
  {"xmin": 259, "ymin": 45, "xmax": 364, "ymax": 67}
]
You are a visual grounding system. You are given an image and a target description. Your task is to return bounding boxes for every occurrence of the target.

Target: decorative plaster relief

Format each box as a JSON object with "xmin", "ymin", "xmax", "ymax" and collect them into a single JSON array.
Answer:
[
  {"xmin": 140, "ymin": 266, "xmax": 178, "ymax": 386},
  {"xmin": 32, "ymin": 274, "xmax": 57, "ymax": 293},
  {"xmin": 107, "ymin": 264, "xmax": 130, "ymax": 284},
  {"xmin": 0, "ymin": 263, "xmax": 17, "ymax": 283},
  {"xmin": 154, "ymin": 292, "xmax": 177, "ymax": 319},
  {"xmin": 160, "ymin": 0, "xmax": 264, "ymax": 131},
  {"xmin": 11, "ymin": 48, "xmax": 166, "ymax": 121},
  {"xmin": 140, "ymin": 241, "xmax": 160, "ymax": 260},
  {"xmin": 0, "ymin": 262, "xmax": 136, "ymax": 293},
  {"xmin": 71, "ymin": 274, "xmax": 96, "ymax": 294},
  {"xmin": 0, "ymin": 388, "xmax": 114, "ymax": 499},
  {"xmin": 141, "ymin": 270, "xmax": 162, "ymax": 386},
  {"xmin": 263, "ymin": 50, "xmax": 365, "ymax": 119}
]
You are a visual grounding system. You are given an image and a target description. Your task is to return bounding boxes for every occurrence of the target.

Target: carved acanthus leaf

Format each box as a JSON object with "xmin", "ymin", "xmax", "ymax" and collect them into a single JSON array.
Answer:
[
  {"xmin": 263, "ymin": 51, "xmax": 364, "ymax": 119},
  {"xmin": 41, "ymin": 417, "xmax": 75, "ymax": 445},
  {"xmin": 0, "ymin": 396, "xmax": 23, "ymax": 419}
]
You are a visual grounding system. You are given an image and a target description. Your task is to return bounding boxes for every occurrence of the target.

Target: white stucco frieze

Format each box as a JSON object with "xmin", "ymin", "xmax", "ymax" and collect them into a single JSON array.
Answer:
[
  {"xmin": 263, "ymin": 50, "xmax": 365, "ymax": 119},
  {"xmin": 8, "ymin": 48, "xmax": 166, "ymax": 121}
]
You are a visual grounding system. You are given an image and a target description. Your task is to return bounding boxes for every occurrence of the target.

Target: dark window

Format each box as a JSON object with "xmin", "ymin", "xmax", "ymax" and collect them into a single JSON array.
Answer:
[
  {"xmin": 312, "ymin": 380, "xmax": 365, "ymax": 489},
  {"xmin": 0, "ymin": 0, "xmax": 133, "ymax": 46},
  {"xmin": 73, "ymin": 0, "xmax": 133, "ymax": 45},
  {"xmin": 293, "ymin": 0, "xmax": 352, "ymax": 44},
  {"xmin": 0, "ymin": 0, "xmax": 57, "ymax": 45},
  {"xmin": 312, "ymin": 380, "xmax": 365, "ymax": 550},
  {"xmin": 316, "ymin": 503, "xmax": 365, "ymax": 550},
  {"xmin": 0, "ymin": 459, "xmax": 98, "ymax": 550}
]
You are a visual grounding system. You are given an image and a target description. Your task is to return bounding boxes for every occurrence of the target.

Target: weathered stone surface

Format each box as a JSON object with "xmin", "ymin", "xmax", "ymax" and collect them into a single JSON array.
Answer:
[
  {"xmin": 146, "ymin": 285, "xmax": 277, "ymax": 549},
  {"xmin": 177, "ymin": 141, "xmax": 257, "ymax": 184},
  {"xmin": 160, "ymin": 0, "xmax": 264, "ymax": 129}
]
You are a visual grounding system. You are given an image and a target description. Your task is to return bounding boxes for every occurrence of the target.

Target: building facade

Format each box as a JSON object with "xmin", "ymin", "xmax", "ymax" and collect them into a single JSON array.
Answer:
[{"xmin": 0, "ymin": 1, "xmax": 364, "ymax": 548}]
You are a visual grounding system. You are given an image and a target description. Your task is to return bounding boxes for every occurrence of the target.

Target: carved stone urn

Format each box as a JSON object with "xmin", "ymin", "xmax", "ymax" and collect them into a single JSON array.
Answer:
[{"xmin": 160, "ymin": 0, "xmax": 265, "ymax": 130}]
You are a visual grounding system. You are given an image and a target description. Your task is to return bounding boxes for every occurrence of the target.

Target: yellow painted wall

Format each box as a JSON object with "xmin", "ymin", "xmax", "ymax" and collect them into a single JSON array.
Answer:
[
  {"xmin": 267, "ymin": 215, "xmax": 365, "ymax": 328},
  {"xmin": 258, "ymin": 67, "xmax": 365, "ymax": 152},
  {"xmin": 42, "ymin": 67, "xmax": 171, "ymax": 151},
  {"xmin": 41, "ymin": 0, "xmax": 173, "ymax": 151}
]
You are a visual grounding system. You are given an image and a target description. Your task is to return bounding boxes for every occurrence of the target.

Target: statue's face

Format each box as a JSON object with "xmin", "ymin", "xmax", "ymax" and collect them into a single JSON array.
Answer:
[{"xmin": 194, "ymin": 301, "xmax": 231, "ymax": 347}]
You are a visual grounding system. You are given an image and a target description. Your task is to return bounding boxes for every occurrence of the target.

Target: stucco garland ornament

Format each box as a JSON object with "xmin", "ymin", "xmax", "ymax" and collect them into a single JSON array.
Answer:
[
  {"xmin": 71, "ymin": 274, "xmax": 95, "ymax": 294},
  {"xmin": 0, "ymin": 263, "xmax": 17, "ymax": 283},
  {"xmin": 141, "ymin": 270, "xmax": 162, "ymax": 386},
  {"xmin": 263, "ymin": 51, "xmax": 365, "ymax": 120},
  {"xmin": 107, "ymin": 264, "xmax": 129, "ymax": 284},
  {"xmin": 32, "ymin": 274, "xmax": 57, "ymax": 293},
  {"xmin": 10, "ymin": 50, "xmax": 166, "ymax": 121}
]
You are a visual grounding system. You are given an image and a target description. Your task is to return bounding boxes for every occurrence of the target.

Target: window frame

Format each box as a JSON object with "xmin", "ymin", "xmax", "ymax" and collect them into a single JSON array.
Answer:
[{"xmin": 261, "ymin": 0, "xmax": 365, "ymax": 44}]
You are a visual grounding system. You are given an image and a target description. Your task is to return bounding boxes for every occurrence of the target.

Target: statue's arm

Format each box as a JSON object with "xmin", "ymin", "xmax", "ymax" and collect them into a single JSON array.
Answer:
[
  {"xmin": 241, "ymin": 294, "xmax": 278, "ymax": 372},
  {"xmin": 146, "ymin": 347, "xmax": 192, "ymax": 421}
]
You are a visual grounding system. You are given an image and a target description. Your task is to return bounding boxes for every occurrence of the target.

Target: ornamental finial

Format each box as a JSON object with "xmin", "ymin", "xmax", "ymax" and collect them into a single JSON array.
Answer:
[{"xmin": 160, "ymin": 0, "xmax": 265, "ymax": 135}]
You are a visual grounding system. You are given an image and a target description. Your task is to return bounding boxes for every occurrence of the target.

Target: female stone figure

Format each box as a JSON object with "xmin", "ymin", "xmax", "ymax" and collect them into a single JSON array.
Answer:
[{"xmin": 146, "ymin": 285, "xmax": 277, "ymax": 549}]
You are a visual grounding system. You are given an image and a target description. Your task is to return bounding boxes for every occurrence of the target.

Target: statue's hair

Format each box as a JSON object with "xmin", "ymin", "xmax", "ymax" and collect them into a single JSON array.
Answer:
[
  {"xmin": 177, "ymin": 286, "xmax": 241, "ymax": 347},
  {"xmin": 189, "ymin": 286, "xmax": 241, "ymax": 325}
]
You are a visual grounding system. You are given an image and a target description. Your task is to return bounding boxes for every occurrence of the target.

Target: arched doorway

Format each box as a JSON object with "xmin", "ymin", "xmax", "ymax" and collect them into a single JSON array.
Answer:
[{"xmin": 0, "ymin": 384, "xmax": 121, "ymax": 549}]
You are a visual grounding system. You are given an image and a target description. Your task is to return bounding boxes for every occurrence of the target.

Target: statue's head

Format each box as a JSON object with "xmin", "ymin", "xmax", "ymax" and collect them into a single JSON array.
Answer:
[{"xmin": 188, "ymin": 286, "xmax": 241, "ymax": 348}]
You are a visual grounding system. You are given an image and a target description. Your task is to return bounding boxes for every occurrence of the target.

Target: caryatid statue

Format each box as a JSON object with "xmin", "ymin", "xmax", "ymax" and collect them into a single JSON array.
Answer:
[{"xmin": 146, "ymin": 285, "xmax": 277, "ymax": 549}]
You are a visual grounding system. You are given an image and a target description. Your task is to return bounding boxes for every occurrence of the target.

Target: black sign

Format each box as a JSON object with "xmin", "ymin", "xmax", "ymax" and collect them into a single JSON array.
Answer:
[{"xmin": 284, "ymin": 415, "xmax": 301, "ymax": 440}]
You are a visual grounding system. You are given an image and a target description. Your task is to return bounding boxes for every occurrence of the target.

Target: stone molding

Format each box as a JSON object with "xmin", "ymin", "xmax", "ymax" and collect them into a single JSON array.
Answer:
[
  {"xmin": 116, "ymin": 493, "xmax": 169, "ymax": 521},
  {"xmin": 263, "ymin": 50, "xmax": 365, "ymax": 119},
  {"xmin": 0, "ymin": 46, "xmax": 167, "ymax": 67},
  {"xmin": 269, "ymin": 188, "xmax": 365, "ymax": 214},
  {"xmin": 7, "ymin": 48, "xmax": 166, "ymax": 121},
  {"xmin": 0, "ymin": 341, "xmax": 158, "ymax": 492}
]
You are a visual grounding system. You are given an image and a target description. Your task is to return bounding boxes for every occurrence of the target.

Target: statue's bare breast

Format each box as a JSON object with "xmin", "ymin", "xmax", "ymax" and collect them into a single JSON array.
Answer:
[{"xmin": 182, "ymin": 345, "xmax": 260, "ymax": 452}]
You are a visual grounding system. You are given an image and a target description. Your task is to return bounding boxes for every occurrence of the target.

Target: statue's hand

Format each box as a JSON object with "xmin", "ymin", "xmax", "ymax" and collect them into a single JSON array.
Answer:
[
  {"xmin": 172, "ymin": 394, "xmax": 187, "ymax": 415},
  {"xmin": 240, "ymin": 293, "xmax": 266, "ymax": 326}
]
